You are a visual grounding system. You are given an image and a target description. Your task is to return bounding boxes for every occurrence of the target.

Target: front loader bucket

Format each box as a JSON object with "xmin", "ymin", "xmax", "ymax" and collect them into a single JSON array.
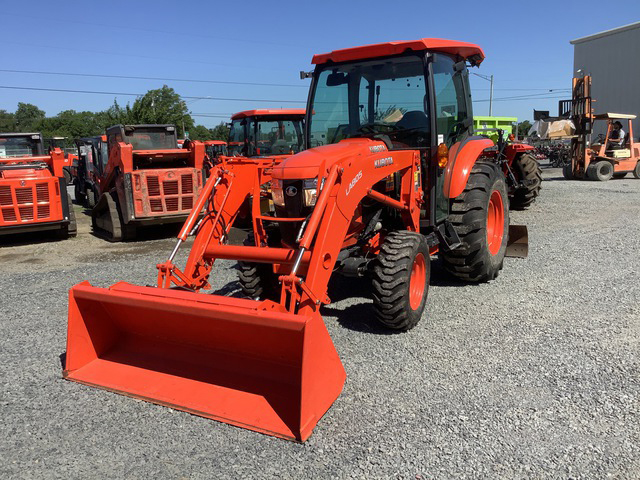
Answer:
[
  {"xmin": 64, "ymin": 282, "xmax": 346, "ymax": 442},
  {"xmin": 506, "ymin": 224, "xmax": 528, "ymax": 258}
]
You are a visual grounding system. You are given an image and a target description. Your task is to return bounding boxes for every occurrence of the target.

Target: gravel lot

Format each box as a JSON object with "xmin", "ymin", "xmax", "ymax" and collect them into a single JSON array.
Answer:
[{"xmin": 1, "ymin": 168, "xmax": 639, "ymax": 479}]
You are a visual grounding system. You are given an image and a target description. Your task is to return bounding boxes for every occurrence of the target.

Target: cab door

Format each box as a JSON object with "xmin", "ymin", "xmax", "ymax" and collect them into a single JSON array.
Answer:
[{"xmin": 430, "ymin": 53, "xmax": 473, "ymax": 223}]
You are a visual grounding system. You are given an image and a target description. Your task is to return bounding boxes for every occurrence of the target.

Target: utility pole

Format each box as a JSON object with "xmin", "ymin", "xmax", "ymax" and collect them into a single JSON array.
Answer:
[
  {"xmin": 471, "ymin": 72, "xmax": 494, "ymax": 116},
  {"xmin": 489, "ymin": 74, "xmax": 494, "ymax": 116}
]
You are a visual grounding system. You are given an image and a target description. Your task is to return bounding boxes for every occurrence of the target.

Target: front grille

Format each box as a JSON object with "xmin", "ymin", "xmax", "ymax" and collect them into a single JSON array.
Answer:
[
  {"xmin": 147, "ymin": 176, "xmax": 161, "ymax": 196},
  {"xmin": 163, "ymin": 180, "xmax": 179, "ymax": 196},
  {"xmin": 19, "ymin": 206, "xmax": 34, "ymax": 221},
  {"xmin": 181, "ymin": 174, "xmax": 193, "ymax": 194},
  {"xmin": 181, "ymin": 197, "xmax": 193, "ymax": 210},
  {"xmin": 37, "ymin": 205, "xmax": 50, "ymax": 219},
  {"xmin": 137, "ymin": 170, "xmax": 199, "ymax": 216},
  {"xmin": 2, "ymin": 207, "xmax": 16, "ymax": 222},
  {"xmin": 150, "ymin": 199, "xmax": 163, "ymax": 212},
  {"xmin": 16, "ymin": 188, "xmax": 33, "ymax": 205},
  {"xmin": 36, "ymin": 183, "xmax": 49, "ymax": 203},
  {"xmin": 165, "ymin": 198, "xmax": 179, "ymax": 212},
  {"xmin": 0, "ymin": 186, "xmax": 12, "ymax": 205}
]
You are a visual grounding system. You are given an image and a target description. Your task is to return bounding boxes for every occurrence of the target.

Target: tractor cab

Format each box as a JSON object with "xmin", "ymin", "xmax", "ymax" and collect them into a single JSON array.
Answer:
[
  {"xmin": 106, "ymin": 124, "xmax": 178, "ymax": 153},
  {"xmin": 204, "ymin": 140, "xmax": 228, "ymax": 159},
  {"xmin": 275, "ymin": 40, "xmax": 481, "ymax": 230},
  {"xmin": 227, "ymin": 110, "xmax": 305, "ymax": 157},
  {"xmin": 0, "ymin": 133, "xmax": 45, "ymax": 159}
]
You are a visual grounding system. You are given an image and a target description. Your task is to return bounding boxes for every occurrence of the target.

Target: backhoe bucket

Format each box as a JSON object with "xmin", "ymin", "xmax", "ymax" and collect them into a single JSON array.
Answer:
[
  {"xmin": 506, "ymin": 224, "xmax": 528, "ymax": 258},
  {"xmin": 64, "ymin": 282, "xmax": 346, "ymax": 442}
]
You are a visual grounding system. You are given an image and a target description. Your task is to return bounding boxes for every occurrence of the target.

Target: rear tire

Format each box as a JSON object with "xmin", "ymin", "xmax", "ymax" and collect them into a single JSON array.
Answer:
[
  {"xmin": 371, "ymin": 231, "xmax": 430, "ymax": 331},
  {"xmin": 633, "ymin": 162, "xmax": 640, "ymax": 179},
  {"xmin": 587, "ymin": 161, "xmax": 613, "ymax": 181},
  {"xmin": 237, "ymin": 233, "xmax": 280, "ymax": 300},
  {"xmin": 510, "ymin": 153, "xmax": 542, "ymax": 210},
  {"xmin": 442, "ymin": 161, "xmax": 508, "ymax": 282}
]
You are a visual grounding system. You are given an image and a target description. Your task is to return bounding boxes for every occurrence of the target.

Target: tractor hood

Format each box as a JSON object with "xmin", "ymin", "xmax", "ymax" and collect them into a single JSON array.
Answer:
[{"xmin": 272, "ymin": 138, "xmax": 389, "ymax": 180}]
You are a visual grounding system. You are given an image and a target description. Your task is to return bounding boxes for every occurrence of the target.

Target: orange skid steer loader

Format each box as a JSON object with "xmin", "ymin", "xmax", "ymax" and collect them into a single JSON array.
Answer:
[
  {"xmin": 0, "ymin": 133, "xmax": 76, "ymax": 238},
  {"xmin": 64, "ymin": 38, "xmax": 527, "ymax": 441},
  {"xmin": 92, "ymin": 124, "xmax": 206, "ymax": 241}
]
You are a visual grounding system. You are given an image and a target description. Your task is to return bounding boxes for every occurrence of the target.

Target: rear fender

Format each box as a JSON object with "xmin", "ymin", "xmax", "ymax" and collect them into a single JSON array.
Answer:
[{"xmin": 443, "ymin": 137, "xmax": 494, "ymax": 198}]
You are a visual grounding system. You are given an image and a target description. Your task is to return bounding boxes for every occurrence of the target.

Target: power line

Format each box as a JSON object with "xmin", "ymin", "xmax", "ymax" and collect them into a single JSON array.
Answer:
[
  {"xmin": 0, "ymin": 85, "xmax": 306, "ymax": 104},
  {"xmin": 0, "ymin": 69, "xmax": 307, "ymax": 88},
  {"xmin": 0, "ymin": 68, "xmax": 572, "ymax": 94}
]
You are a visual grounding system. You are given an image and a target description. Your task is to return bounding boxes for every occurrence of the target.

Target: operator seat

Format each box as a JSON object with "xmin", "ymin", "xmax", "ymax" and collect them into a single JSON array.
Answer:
[{"xmin": 395, "ymin": 110, "xmax": 429, "ymax": 147}]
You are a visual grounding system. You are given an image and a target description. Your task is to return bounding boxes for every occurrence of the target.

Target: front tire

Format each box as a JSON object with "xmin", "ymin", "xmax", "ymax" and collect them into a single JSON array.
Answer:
[
  {"xmin": 587, "ymin": 161, "xmax": 613, "ymax": 181},
  {"xmin": 510, "ymin": 153, "xmax": 542, "ymax": 210},
  {"xmin": 442, "ymin": 161, "xmax": 509, "ymax": 282},
  {"xmin": 371, "ymin": 231, "xmax": 430, "ymax": 331},
  {"xmin": 237, "ymin": 233, "xmax": 280, "ymax": 300},
  {"xmin": 562, "ymin": 162, "xmax": 574, "ymax": 180}
]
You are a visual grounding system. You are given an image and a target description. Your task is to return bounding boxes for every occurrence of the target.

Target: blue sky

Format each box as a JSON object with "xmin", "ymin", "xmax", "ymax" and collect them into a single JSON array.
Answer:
[{"xmin": 1, "ymin": 0, "xmax": 639, "ymax": 128}]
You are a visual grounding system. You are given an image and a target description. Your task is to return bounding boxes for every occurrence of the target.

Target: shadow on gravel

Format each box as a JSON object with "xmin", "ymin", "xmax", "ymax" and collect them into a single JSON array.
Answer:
[{"xmin": 0, "ymin": 230, "xmax": 70, "ymax": 247}]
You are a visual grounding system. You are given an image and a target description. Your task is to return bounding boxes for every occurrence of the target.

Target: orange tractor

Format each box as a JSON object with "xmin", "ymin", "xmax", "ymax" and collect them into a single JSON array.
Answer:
[
  {"xmin": 0, "ymin": 133, "xmax": 76, "ymax": 238},
  {"xmin": 64, "ymin": 38, "xmax": 526, "ymax": 441},
  {"xmin": 91, "ymin": 124, "xmax": 206, "ymax": 241},
  {"xmin": 203, "ymin": 140, "xmax": 228, "ymax": 166},
  {"xmin": 227, "ymin": 109, "xmax": 305, "ymax": 157}
]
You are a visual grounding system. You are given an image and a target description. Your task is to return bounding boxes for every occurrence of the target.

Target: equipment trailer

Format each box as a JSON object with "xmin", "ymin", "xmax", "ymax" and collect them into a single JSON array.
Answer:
[{"xmin": 64, "ymin": 38, "xmax": 527, "ymax": 442}]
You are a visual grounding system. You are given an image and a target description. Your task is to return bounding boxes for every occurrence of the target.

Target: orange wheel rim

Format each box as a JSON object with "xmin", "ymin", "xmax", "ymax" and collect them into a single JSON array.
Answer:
[
  {"xmin": 409, "ymin": 253, "xmax": 427, "ymax": 310},
  {"xmin": 487, "ymin": 190, "xmax": 505, "ymax": 256}
]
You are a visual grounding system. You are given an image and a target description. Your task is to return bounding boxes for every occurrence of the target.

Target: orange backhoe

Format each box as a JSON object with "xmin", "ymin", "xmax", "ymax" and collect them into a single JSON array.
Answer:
[
  {"xmin": 0, "ymin": 132, "xmax": 76, "ymax": 238},
  {"xmin": 64, "ymin": 38, "xmax": 527, "ymax": 441}
]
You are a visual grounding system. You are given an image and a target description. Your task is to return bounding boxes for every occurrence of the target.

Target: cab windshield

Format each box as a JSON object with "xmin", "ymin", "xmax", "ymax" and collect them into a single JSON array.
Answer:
[
  {"xmin": 228, "ymin": 117, "xmax": 304, "ymax": 156},
  {"xmin": 122, "ymin": 127, "xmax": 177, "ymax": 150},
  {"xmin": 0, "ymin": 135, "xmax": 43, "ymax": 158},
  {"xmin": 308, "ymin": 55, "xmax": 430, "ymax": 149}
]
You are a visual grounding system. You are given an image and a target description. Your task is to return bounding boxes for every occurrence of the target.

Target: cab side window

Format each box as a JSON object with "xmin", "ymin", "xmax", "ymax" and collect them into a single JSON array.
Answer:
[{"xmin": 432, "ymin": 54, "xmax": 471, "ymax": 147}]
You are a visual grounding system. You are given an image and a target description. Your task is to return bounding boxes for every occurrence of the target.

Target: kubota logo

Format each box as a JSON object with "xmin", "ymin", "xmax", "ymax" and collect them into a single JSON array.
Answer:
[
  {"xmin": 345, "ymin": 171, "xmax": 362, "ymax": 196},
  {"xmin": 285, "ymin": 186, "xmax": 298, "ymax": 197}
]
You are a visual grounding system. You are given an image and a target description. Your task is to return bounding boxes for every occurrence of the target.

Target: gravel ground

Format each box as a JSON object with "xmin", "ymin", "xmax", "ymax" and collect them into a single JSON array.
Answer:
[{"xmin": 1, "ymin": 170, "xmax": 639, "ymax": 479}]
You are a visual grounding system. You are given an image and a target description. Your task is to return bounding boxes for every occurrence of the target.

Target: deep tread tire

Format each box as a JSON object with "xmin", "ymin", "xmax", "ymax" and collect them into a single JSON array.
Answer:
[
  {"xmin": 587, "ymin": 161, "xmax": 613, "ymax": 181},
  {"xmin": 442, "ymin": 161, "xmax": 509, "ymax": 282},
  {"xmin": 237, "ymin": 234, "xmax": 280, "ymax": 300},
  {"xmin": 510, "ymin": 153, "xmax": 542, "ymax": 210},
  {"xmin": 67, "ymin": 194, "xmax": 77, "ymax": 237},
  {"xmin": 371, "ymin": 231, "xmax": 430, "ymax": 331}
]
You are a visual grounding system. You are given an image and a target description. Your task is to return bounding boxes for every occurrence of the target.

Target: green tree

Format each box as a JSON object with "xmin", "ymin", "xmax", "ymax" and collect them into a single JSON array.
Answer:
[
  {"xmin": 210, "ymin": 122, "xmax": 230, "ymax": 141},
  {"xmin": 15, "ymin": 103, "xmax": 46, "ymax": 132},
  {"xmin": 0, "ymin": 109, "xmax": 17, "ymax": 131},
  {"xmin": 129, "ymin": 86, "xmax": 194, "ymax": 137},
  {"xmin": 188, "ymin": 124, "xmax": 214, "ymax": 141},
  {"xmin": 517, "ymin": 120, "xmax": 532, "ymax": 138}
]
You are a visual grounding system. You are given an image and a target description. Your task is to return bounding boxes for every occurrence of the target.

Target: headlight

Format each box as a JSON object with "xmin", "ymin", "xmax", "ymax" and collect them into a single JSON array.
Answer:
[
  {"xmin": 303, "ymin": 178, "xmax": 317, "ymax": 206},
  {"xmin": 271, "ymin": 178, "xmax": 284, "ymax": 206}
]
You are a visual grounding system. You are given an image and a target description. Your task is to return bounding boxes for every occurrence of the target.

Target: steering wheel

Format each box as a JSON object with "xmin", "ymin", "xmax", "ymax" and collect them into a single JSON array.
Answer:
[
  {"xmin": 597, "ymin": 133, "xmax": 606, "ymax": 143},
  {"xmin": 354, "ymin": 123, "xmax": 398, "ymax": 135}
]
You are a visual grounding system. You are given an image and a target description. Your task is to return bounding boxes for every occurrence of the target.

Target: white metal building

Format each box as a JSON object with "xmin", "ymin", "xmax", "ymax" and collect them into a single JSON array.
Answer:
[{"xmin": 571, "ymin": 22, "xmax": 640, "ymax": 137}]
